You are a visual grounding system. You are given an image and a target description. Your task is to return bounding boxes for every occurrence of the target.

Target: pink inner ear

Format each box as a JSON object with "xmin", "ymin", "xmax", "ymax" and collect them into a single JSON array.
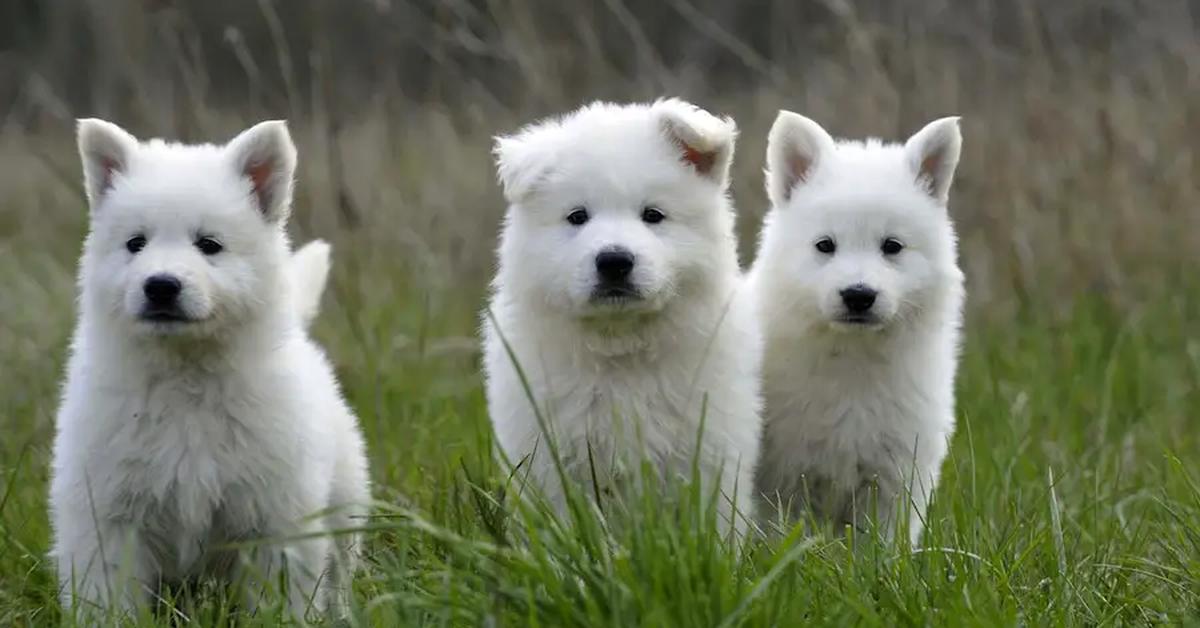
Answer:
[
  {"xmin": 99, "ymin": 156, "xmax": 120, "ymax": 192},
  {"xmin": 788, "ymin": 153, "xmax": 812, "ymax": 182},
  {"xmin": 681, "ymin": 143, "xmax": 717, "ymax": 175},
  {"xmin": 917, "ymin": 152, "xmax": 941, "ymax": 194},
  {"xmin": 920, "ymin": 154, "xmax": 940, "ymax": 178},
  {"xmin": 245, "ymin": 160, "xmax": 274, "ymax": 208},
  {"xmin": 784, "ymin": 152, "xmax": 812, "ymax": 201}
]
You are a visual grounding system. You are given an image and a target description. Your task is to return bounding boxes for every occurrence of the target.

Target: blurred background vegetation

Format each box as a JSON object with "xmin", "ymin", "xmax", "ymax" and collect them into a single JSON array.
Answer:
[{"xmin": 2, "ymin": 0, "xmax": 1197, "ymax": 310}]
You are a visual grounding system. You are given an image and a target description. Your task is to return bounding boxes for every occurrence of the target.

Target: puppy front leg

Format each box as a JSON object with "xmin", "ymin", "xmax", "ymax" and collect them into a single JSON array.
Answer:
[
  {"xmin": 237, "ymin": 525, "xmax": 332, "ymax": 619},
  {"xmin": 55, "ymin": 518, "xmax": 154, "ymax": 619},
  {"xmin": 849, "ymin": 466, "xmax": 921, "ymax": 544},
  {"xmin": 324, "ymin": 444, "xmax": 371, "ymax": 617},
  {"xmin": 715, "ymin": 461, "xmax": 756, "ymax": 542}
]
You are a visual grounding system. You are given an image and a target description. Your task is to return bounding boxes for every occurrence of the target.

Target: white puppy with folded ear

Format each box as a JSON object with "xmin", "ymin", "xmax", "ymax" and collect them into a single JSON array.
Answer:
[
  {"xmin": 50, "ymin": 119, "xmax": 370, "ymax": 618},
  {"xmin": 484, "ymin": 99, "xmax": 763, "ymax": 537},
  {"xmin": 750, "ymin": 112, "xmax": 965, "ymax": 544}
]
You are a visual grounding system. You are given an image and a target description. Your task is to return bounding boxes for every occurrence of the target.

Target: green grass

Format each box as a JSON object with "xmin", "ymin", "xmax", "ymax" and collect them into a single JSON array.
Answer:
[{"xmin": 1, "ymin": 215, "xmax": 1199, "ymax": 626}]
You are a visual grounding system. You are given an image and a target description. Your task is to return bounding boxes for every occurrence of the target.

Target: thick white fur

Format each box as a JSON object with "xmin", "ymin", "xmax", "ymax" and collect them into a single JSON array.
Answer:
[
  {"xmin": 484, "ymin": 100, "xmax": 762, "ymax": 536},
  {"xmin": 750, "ymin": 112, "xmax": 965, "ymax": 544},
  {"xmin": 290, "ymin": 239, "xmax": 332, "ymax": 330},
  {"xmin": 50, "ymin": 119, "xmax": 370, "ymax": 617}
]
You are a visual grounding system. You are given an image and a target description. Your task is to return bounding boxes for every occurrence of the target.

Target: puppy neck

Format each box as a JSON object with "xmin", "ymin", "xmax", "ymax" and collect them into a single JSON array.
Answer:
[
  {"xmin": 82, "ymin": 301, "xmax": 299, "ymax": 374},
  {"xmin": 566, "ymin": 277, "xmax": 741, "ymax": 360}
]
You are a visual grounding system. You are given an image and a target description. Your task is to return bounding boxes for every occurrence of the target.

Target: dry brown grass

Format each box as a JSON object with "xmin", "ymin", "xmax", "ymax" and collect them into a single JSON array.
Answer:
[{"xmin": 2, "ymin": 0, "xmax": 1197, "ymax": 315}]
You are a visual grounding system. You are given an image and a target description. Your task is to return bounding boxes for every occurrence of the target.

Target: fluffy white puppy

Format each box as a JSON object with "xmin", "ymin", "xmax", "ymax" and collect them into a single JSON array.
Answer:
[
  {"xmin": 750, "ymin": 112, "xmax": 965, "ymax": 544},
  {"xmin": 484, "ymin": 100, "xmax": 762, "ymax": 536},
  {"xmin": 49, "ymin": 119, "xmax": 370, "ymax": 617}
]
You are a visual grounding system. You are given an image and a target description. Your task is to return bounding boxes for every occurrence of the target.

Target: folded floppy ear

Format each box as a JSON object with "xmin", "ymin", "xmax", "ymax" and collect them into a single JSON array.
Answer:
[
  {"xmin": 226, "ymin": 120, "xmax": 297, "ymax": 222},
  {"xmin": 904, "ymin": 117, "xmax": 962, "ymax": 204},
  {"xmin": 493, "ymin": 132, "xmax": 556, "ymax": 204},
  {"xmin": 656, "ymin": 100, "xmax": 737, "ymax": 186},
  {"xmin": 77, "ymin": 118, "xmax": 138, "ymax": 210},
  {"xmin": 765, "ymin": 111, "xmax": 835, "ymax": 208}
]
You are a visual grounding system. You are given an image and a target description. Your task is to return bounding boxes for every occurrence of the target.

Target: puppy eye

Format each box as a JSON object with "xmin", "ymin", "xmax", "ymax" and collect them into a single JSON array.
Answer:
[
  {"xmin": 881, "ymin": 238, "xmax": 904, "ymax": 255},
  {"xmin": 195, "ymin": 236, "xmax": 224, "ymax": 255},
  {"xmin": 126, "ymin": 235, "xmax": 147, "ymax": 254},
  {"xmin": 815, "ymin": 237, "xmax": 836, "ymax": 254},
  {"xmin": 641, "ymin": 206, "xmax": 666, "ymax": 224},
  {"xmin": 566, "ymin": 207, "xmax": 589, "ymax": 226}
]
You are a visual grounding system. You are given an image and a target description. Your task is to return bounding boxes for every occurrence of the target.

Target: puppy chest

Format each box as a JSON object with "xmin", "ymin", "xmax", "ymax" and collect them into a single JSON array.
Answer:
[
  {"xmin": 121, "ymin": 423, "xmax": 277, "ymax": 578},
  {"xmin": 552, "ymin": 374, "xmax": 690, "ymax": 450},
  {"xmin": 784, "ymin": 394, "xmax": 941, "ymax": 495},
  {"xmin": 117, "ymin": 390, "xmax": 276, "ymax": 527}
]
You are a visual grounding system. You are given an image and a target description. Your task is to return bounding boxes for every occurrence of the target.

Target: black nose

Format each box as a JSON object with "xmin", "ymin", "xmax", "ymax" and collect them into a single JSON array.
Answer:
[
  {"xmin": 840, "ymin": 285, "xmax": 877, "ymax": 313},
  {"xmin": 595, "ymin": 249, "xmax": 635, "ymax": 282},
  {"xmin": 143, "ymin": 274, "xmax": 182, "ymax": 306}
]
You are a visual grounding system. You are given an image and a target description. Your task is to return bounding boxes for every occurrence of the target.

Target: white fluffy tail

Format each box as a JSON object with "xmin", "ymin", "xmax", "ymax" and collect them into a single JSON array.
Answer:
[{"xmin": 291, "ymin": 239, "xmax": 332, "ymax": 329}]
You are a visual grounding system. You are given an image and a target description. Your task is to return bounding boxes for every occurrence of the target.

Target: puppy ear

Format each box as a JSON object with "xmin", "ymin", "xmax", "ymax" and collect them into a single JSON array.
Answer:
[
  {"xmin": 655, "ymin": 99, "xmax": 737, "ymax": 186},
  {"xmin": 765, "ymin": 111, "xmax": 835, "ymax": 208},
  {"xmin": 904, "ymin": 116, "xmax": 962, "ymax": 204},
  {"xmin": 226, "ymin": 120, "xmax": 297, "ymax": 222},
  {"xmin": 493, "ymin": 132, "xmax": 555, "ymax": 204},
  {"xmin": 77, "ymin": 119, "xmax": 138, "ymax": 210}
]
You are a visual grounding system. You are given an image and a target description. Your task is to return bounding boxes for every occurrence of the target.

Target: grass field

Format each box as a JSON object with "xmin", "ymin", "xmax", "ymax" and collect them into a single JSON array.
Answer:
[{"xmin": 0, "ymin": 130, "xmax": 1198, "ymax": 626}]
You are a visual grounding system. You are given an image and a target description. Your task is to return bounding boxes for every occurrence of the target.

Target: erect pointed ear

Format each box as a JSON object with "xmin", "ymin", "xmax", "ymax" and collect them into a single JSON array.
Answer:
[
  {"xmin": 493, "ymin": 130, "xmax": 557, "ymax": 204},
  {"xmin": 77, "ymin": 118, "xmax": 138, "ymax": 210},
  {"xmin": 904, "ymin": 116, "xmax": 962, "ymax": 204},
  {"xmin": 655, "ymin": 99, "xmax": 737, "ymax": 186},
  {"xmin": 226, "ymin": 120, "xmax": 297, "ymax": 223},
  {"xmin": 765, "ymin": 111, "xmax": 835, "ymax": 208}
]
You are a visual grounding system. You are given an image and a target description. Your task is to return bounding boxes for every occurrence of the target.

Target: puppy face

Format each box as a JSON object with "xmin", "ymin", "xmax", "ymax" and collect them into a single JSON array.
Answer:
[
  {"xmin": 781, "ymin": 196, "xmax": 951, "ymax": 330},
  {"xmin": 759, "ymin": 113, "xmax": 962, "ymax": 332},
  {"xmin": 493, "ymin": 100, "xmax": 738, "ymax": 320},
  {"xmin": 76, "ymin": 120, "xmax": 297, "ymax": 338}
]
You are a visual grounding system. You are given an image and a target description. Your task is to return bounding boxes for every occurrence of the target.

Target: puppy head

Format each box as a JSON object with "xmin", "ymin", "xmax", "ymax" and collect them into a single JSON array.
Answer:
[
  {"xmin": 77, "ymin": 119, "xmax": 297, "ymax": 338},
  {"xmin": 493, "ymin": 99, "xmax": 738, "ymax": 320},
  {"xmin": 760, "ymin": 112, "xmax": 963, "ymax": 331}
]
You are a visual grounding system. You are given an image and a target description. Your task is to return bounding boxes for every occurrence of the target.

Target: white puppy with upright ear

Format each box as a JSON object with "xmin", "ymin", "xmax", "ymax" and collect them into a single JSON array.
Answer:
[
  {"xmin": 50, "ymin": 120, "xmax": 370, "ymax": 617},
  {"xmin": 750, "ymin": 112, "xmax": 965, "ymax": 544},
  {"xmin": 484, "ymin": 99, "xmax": 762, "ymax": 537}
]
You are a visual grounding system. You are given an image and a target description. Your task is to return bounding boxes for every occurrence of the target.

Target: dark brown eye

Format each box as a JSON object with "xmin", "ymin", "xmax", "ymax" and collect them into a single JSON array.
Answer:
[
  {"xmin": 815, "ymin": 237, "xmax": 836, "ymax": 254},
  {"xmin": 642, "ymin": 206, "xmax": 665, "ymax": 224},
  {"xmin": 566, "ymin": 207, "xmax": 589, "ymax": 226},
  {"xmin": 195, "ymin": 236, "xmax": 224, "ymax": 255},
  {"xmin": 881, "ymin": 238, "xmax": 904, "ymax": 255},
  {"xmin": 126, "ymin": 235, "xmax": 147, "ymax": 254}
]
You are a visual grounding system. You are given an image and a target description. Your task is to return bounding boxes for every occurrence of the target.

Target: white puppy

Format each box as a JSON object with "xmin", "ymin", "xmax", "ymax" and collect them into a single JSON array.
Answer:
[
  {"xmin": 750, "ymin": 112, "xmax": 965, "ymax": 544},
  {"xmin": 290, "ymin": 238, "xmax": 332, "ymax": 330},
  {"xmin": 49, "ymin": 119, "xmax": 370, "ymax": 617},
  {"xmin": 484, "ymin": 100, "xmax": 762, "ymax": 536}
]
